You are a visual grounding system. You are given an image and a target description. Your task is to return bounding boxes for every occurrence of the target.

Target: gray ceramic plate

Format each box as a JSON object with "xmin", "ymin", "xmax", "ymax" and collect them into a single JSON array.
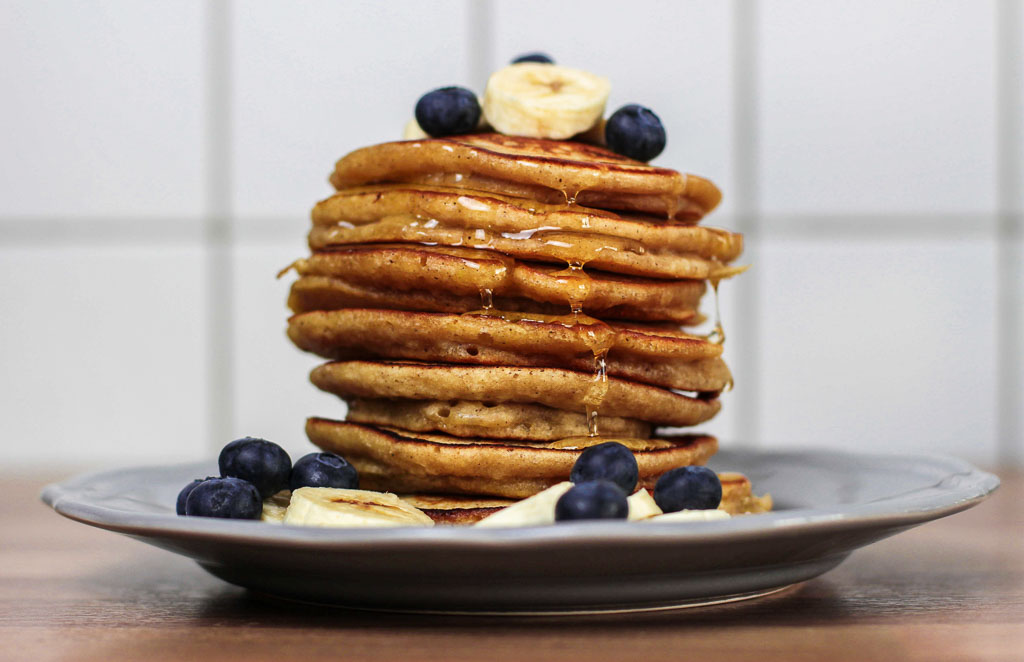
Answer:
[{"xmin": 42, "ymin": 449, "xmax": 999, "ymax": 614}]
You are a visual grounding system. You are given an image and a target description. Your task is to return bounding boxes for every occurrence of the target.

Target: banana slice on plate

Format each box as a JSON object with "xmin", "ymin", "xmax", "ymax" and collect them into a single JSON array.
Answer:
[
  {"xmin": 283, "ymin": 487, "xmax": 434, "ymax": 527},
  {"xmin": 261, "ymin": 490, "xmax": 291, "ymax": 523},
  {"xmin": 483, "ymin": 63, "xmax": 610, "ymax": 140},
  {"xmin": 645, "ymin": 509, "xmax": 731, "ymax": 523},
  {"xmin": 402, "ymin": 118, "xmax": 429, "ymax": 140},
  {"xmin": 473, "ymin": 481, "xmax": 573, "ymax": 527},
  {"xmin": 626, "ymin": 489, "xmax": 662, "ymax": 521}
]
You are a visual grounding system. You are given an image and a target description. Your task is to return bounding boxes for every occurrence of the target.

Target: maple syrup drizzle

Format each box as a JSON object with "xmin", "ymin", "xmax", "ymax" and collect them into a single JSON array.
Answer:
[
  {"xmin": 479, "ymin": 287, "xmax": 494, "ymax": 312},
  {"xmin": 326, "ymin": 178, "xmax": 714, "ymax": 445},
  {"xmin": 584, "ymin": 353, "xmax": 609, "ymax": 437},
  {"xmin": 546, "ymin": 435, "xmax": 672, "ymax": 451},
  {"xmin": 324, "ymin": 215, "xmax": 649, "ymax": 268},
  {"xmin": 705, "ymin": 277, "xmax": 725, "ymax": 345},
  {"xmin": 549, "ymin": 260, "xmax": 591, "ymax": 321}
]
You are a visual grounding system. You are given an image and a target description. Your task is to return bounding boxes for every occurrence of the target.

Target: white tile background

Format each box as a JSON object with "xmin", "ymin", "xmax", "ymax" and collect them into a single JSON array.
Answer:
[{"xmin": 1, "ymin": 0, "xmax": 1020, "ymax": 469}]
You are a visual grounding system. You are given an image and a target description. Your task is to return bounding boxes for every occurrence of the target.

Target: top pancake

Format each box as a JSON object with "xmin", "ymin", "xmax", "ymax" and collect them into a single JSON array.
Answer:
[{"xmin": 329, "ymin": 134, "xmax": 722, "ymax": 220}]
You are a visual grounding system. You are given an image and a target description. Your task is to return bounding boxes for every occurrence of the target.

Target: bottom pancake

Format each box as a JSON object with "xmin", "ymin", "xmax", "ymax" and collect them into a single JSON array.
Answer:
[
  {"xmin": 402, "ymin": 474, "xmax": 771, "ymax": 525},
  {"xmin": 346, "ymin": 398, "xmax": 651, "ymax": 441},
  {"xmin": 399, "ymin": 495, "xmax": 516, "ymax": 525},
  {"xmin": 307, "ymin": 418, "xmax": 718, "ymax": 499}
]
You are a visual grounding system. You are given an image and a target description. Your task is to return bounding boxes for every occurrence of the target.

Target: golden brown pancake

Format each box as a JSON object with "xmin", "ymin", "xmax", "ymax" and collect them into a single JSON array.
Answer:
[
  {"xmin": 717, "ymin": 473, "xmax": 773, "ymax": 515},
  {"xmin": 328, "ymin": 135, "xmax": 722, "ymax": 220},
  {"xmin": 287, "ymin": 245, "xmax": 707, "ymax": 323},
  {"xmin": 287, "ymin": 309, "xmax": 731, "ymax": 392},
  {"xmin": 398, "ymin": 494, "xmax": 517, "ymax": 525},
  {"xmin": 306, "ymin": 187, "xmax": 743, "ymax": 280},
  {"xmin": 313, "ymin": 185, "xmax": 727, "ymax": 241},
  {"xmin": 346, "ymin": 398, "xmax": 652, "ymax": 441},
  {"xmin": 311, "ymin": 361, "xmax": 721, "ymax": 427},
  {"xmin": 307, "ymin": 417, "xmax": 718, "ymax": 499},
  {"xmin": 307, "ymin": 224, "xmax": 734, "ymax": 280},
  {"xmin": 289, "ymin": 276, "xmax": 704, "ymax": 325},
  {"xmin": 401, "ymin": 473, "xmax": 770, "ymax": 524}
]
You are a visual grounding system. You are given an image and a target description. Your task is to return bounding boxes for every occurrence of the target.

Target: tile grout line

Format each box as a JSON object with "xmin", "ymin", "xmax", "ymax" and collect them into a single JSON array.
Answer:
[
  {"xmin": 996, "ymin": 0, "xmax": 1023, "ymax": 465},
  {"xmin": 730, "ymin": 0, "xmax": 761, "ymax": 449},
  {"xmin": 0, "ymin": 213, "xmax": 1017, "ymax": 242},
  {"xmin": 204, "ymin": 0, "xmax": 234, "ymax": 454},
  {"xmin": 1, "ymin": 213, "xmax": 1018, "ymax": 244}
]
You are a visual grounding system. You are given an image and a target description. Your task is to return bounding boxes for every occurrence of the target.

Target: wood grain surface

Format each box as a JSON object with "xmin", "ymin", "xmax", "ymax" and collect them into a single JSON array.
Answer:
[{"xmin": 3, "ymin": 470, "xmax": 1021, "ymax": 662}]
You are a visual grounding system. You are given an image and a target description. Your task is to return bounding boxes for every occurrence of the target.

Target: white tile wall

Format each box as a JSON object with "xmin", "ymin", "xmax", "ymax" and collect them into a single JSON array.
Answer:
[
  {"xmin": 0, "ymin": 1, "xmax": 205, "ymax": 218},
  {"xmin": 230, "ymin": 0, "xmax": 473, "ymax": 220},
  {"xmin": 492, "ymin": 0, "xmax": 736, "ymax": 217},
  {"xmin": 704, "ymin": 271, "xmax": 747, "ymax": 447},
  {"xmin": 711, "ymin": 236, "xmax": 761, "ymax": 447},
  {"xmin": 756, "ymin": 235, "xmax": 999, "ymax": 464},
  {"xmin": 1, "ymin": 0, "xmax": 1020, "ymax": 468},
  {"xmin": 1011, "ymin": 0, "xmax": 1024, "ymax": 213},
  {"xmin": 230, "ymin": 240, "xmax": 347, "ymax": 460},
  {"xmin": 0, "ymin": 245, "xmax": 207, "ymax": 466},
  {"xmin": 757, "ymin": 0, "xmax": 998, "ymax": 217}
]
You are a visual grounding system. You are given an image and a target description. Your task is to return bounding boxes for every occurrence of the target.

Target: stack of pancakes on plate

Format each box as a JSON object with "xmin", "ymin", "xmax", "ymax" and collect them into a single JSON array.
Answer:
[{"xmin": 286, "ymin": 133, "xmax": 769, "ymax": 522}]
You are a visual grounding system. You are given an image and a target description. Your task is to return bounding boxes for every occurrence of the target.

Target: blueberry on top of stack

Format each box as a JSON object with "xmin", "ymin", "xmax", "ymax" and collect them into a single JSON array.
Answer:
[{"xmin": 282, "ymin": 54, "xmax": 770, "ymax": 523}]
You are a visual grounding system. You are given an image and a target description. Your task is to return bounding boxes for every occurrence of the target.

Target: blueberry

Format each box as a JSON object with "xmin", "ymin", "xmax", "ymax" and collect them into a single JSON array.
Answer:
[
  {"xmin": 290, "ymin": 452, "xmax": 359, "ymax": 490},
  {"xmin": 511, "ymin": 52, "xmax": 554, "ymax": 64},
  {"xmin": 555, "ymin": 480, "xmax": 629, "ymax": 522},
  {"xmin": 569, "ymin": 442, "xmax": 639, "ymax": 494},
  {"xmin": 218, "ymin": 437, "xmax": 292, "ymax": 499},
  {"xmin": 653, "ymin": 466, "xmax": 722, "ymax": 512},
  {"xmin": 175, "ymin": 477, "xmax": 216, "ymax": 515},
  {"xmin": 184, "ymin": 477, "xmax": 262, "ymax": 519},
  {"xmin": 604, "ymin": 104, "xmax": 667, "ymax": 162},
  {"xmin": 414, "ymin": 87, "xmax": 481, "ymax": 137}
]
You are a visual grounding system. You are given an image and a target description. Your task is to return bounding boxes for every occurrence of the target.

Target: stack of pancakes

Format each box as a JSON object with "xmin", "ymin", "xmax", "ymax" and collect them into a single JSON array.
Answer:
[{"xmin": 286, "ymin": 134, "xmax": 767, "ymax": 522}]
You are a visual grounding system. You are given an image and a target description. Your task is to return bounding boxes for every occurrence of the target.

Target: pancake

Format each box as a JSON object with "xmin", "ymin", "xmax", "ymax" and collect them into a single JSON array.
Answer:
[
  {"xmin": 287, "ymin": 245, "xmax": 706, "ymax": 323},
  {"xmin": 401, "ymin": 474, "xmax": 771, "ymax": 524},
  {"xmin": 346, "ymin": 398, "xmax": 652, "ymax": 441},
  {"xmin": 717, "ymin": 473, "xmax": 773, "ymax": 515},
  {"xmin": 287, "ymin": 309, "xmax": 731, "ymax": 392},
  {"xmin": 328, "ymin": 134, "xmax": 722, "ymax": 220},
  {"xmin": 289, "ymin": 276, "xmax": 704, "ymax": 324},
  {"xmin": 307, "ymin": 223, "xmax": 733, "ymax": 281},
  {"xmin": 398, "ymin": 494, "xmax": 518, "ymax": 525},
  {"xmin": 312, "ymin": 186, "xmax": 733, "ymax": 245},
  {"xmin": 311, "ymin": 361, "xmax": 721, "ymax": 427},
  {"xmin": 307, "ymin": 417, "xmax": 718, "ymax": 499}
]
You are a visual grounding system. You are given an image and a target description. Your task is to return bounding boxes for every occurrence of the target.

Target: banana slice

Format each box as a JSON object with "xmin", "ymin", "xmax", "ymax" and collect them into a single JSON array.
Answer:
[
  {"xmin": 483, "ymin": 64, "xmax": 610, "ymax": 140},
  {"xmin": 473, "ymin": 481, "xmax": 573, "ymax": 527},
  {"xmin": 283, "ymin": 487, "xmax": 433, "ymax": 527},
  {"xmin": 402, "ymin": 118, "xmax": 429, "ymax": 140},
  {"xmin": 261, "ymin": 490, "xmax": 291, "ymax": 523},
  {"xmin": 645, "ymin": 509, "xmax": 731, "ymax": 523},
  {"xmin": 627, "ymin": 489, "xmax": 662, "ymax": 521}
]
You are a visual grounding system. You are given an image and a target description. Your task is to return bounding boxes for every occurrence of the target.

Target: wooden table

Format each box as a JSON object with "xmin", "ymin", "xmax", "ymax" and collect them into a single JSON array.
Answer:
[{"xmin": 3, "ymin": 470, "xmax": 1021, "ymax": 662}]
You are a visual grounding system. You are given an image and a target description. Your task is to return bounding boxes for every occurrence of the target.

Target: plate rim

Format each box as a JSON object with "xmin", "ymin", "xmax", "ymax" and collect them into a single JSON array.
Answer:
[{"xmin": 40, "ymin": 447, "xmax": 1001, "ymax": 550}]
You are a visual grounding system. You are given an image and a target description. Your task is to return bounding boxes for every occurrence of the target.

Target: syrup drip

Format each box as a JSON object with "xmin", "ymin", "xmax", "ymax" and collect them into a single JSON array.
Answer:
[
  {"xmin": 706, "ymin": 278, "xmax": 725, "ymax": 345},
  {"xmin": 547, "ymin": 435, "xmax": 673, "ymax": 451},
  {"xmin": 550, "ymin": 260, "xmax": 591, "ymax": 321},
  {"xmin": 585, "ymin": 353, "xmax": 609, "ymax": 437},
  {"xmin": 319, "ymin": 215, "xmax": 646, "ymax": 268},
  {"xmin": 329, "ymin": 178, "xmax": 688, "ymax": 447},
  {"xmin": 479, "ymin": 287, "xmax": 494, "ymax": 312},
  {"xmin": 561, "ymin": 189, "xmax": 584, "ymax": 206}
]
